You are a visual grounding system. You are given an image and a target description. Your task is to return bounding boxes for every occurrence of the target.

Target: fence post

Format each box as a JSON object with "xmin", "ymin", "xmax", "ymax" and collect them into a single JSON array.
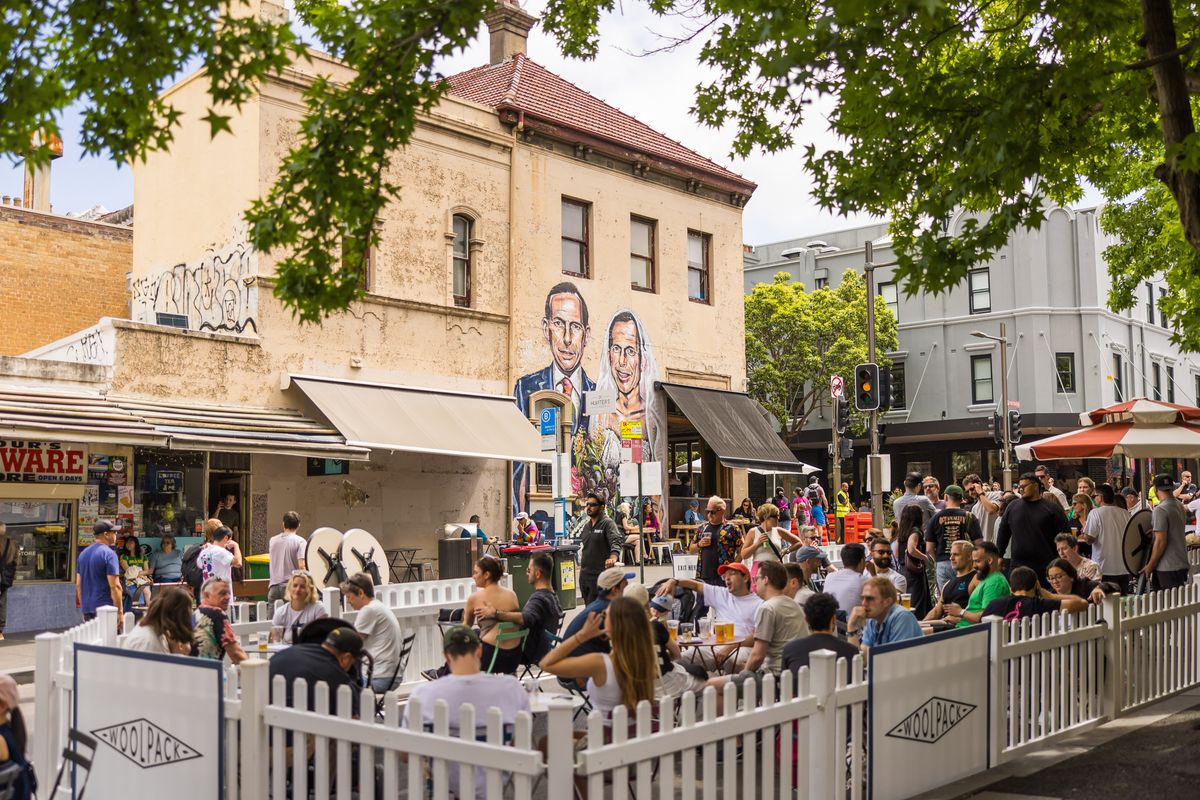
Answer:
[
  {"xmin": 808, "ymin": 650, "xmax": 836, "ymax": 800},
  {"xmin": 97, "ymin": 605, "xmax": 119, "ymax": 645},
  {"xmin": 987, "ymin": 617, "xmax": 1004, "ymax": 766},
  {"xmin": 240, "ymin": 658, "xmax": 270, "ymax": 800},
  {"xmin": 544, "ymin": 698, "xmax": 575, "ymax": 797},
  {"xmin": 34, "ymin": 633, "xmax": 62, "ymax": 792},
  {"xmin": 1102, "ymin": 594, "xmax": 1122, "ymax": 720}
]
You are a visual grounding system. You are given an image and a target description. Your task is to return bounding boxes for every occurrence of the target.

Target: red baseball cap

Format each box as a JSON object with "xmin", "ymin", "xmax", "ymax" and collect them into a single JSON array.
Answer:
[{"xmin": 718, "ymin": 562, "xmax": 750, "ymax": 578}]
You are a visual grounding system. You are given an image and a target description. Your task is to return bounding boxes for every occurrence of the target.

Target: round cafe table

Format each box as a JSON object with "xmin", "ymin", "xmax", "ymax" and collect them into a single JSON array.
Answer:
[{"xmin": 677, "ymin": 634, "xmax": 745, "ymax": 676}]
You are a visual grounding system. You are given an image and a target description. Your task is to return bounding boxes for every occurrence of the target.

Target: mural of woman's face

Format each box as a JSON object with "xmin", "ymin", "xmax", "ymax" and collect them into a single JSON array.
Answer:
[
  {"xmin": 543, "ymin": 293, "xmax": 588, "ymax": 374},
  {"xmin": 608, "ymin": 320, "xmax": 641, "ymax": 395}
]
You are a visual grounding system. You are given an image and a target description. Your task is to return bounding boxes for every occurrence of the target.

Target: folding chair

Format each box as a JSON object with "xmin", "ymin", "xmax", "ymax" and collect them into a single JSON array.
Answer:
[
  {"xmin": 48, "ymin": 728, "xmax": 98, "ymax": 800},
  {"xmin": 517, "ymin": 610, "xmax": 567, "ymax": 681},
  {"xmin": 486, "ymin": 622, "xmax": 528, "ymax": 675},
  {"xmin": 374, "ymin": 633, "xmax": 416, "ymax": 717},
  {"xmin": 0, "ymin": 762, "xmax": 23, "ymax": 800}
]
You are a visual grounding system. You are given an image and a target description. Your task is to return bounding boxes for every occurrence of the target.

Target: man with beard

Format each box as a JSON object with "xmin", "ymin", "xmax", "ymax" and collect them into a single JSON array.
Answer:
[
  {"xmin": 512, "ymin": 282, "xmax": 595, "ymax": 510},
  {"xmin": 996, "ymin": 472, "xmax": 1070, "ymax": 583},
  {"xmin": 944, "ymin": 541, "xmax": 1011, "ymax": 627},
  {"xmin": 577, "ymin": 492, "xmax": 623, "ymax": 604},
  {"xmin": 869, "ymin": 539, "xmax": 907, "ymax": 593},
  {"xmin": 923, "ymin": 540, "xmax": 976, "ymax": 624}
]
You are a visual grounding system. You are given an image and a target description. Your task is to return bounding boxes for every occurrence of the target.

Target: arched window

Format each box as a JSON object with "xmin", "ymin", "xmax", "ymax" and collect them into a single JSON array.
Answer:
[{"xmin": 452, "ymin": 214, "xmax": 472, "ymax": 307}]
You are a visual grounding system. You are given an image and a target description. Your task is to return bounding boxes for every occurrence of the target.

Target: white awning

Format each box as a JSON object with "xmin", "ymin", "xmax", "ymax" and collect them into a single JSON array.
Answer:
[{"xmin": 288, "ymin": 375, "xmax": 550, "ymax": 464}]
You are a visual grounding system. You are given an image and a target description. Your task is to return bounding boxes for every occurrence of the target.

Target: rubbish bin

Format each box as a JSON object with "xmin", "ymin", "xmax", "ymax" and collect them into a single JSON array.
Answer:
[
  {"xmin": 439, "ymin": 538, "xmax": 477, "ymax": 580},
  {"xmin": 244, "ymin": 553, "xmax": 271, "ymax": 580},
  {"xmin": 550, "ymin": 543, "xmax": 580, "ymax": 610},
  {"xmin": 500, "ymin": 545, "xmax": 553, "ymax": 606}
]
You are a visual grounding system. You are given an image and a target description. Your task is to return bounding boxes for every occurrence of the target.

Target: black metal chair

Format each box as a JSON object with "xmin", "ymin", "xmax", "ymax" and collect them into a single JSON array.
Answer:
[
  {"xmin": 0, "ymin": 762, "xmax": 23, "ymax": 800},
  {"xmin": 374, "ymin": 633, "xmax": 416, "ymax": 717},
  {"xmin": 48, "ymin": 728, "xmax": 97, "ymax": 800}
]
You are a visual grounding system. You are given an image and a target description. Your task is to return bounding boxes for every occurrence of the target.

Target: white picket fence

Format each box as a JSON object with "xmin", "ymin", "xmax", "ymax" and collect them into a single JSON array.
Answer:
[{"xmin": 34, "ymin": 577, "xmax": 1200, "ymax": 800}]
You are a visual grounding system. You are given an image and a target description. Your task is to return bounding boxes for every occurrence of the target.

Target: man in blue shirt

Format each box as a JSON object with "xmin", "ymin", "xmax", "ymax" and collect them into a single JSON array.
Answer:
[
  {"xmin": 75, "ymin": 521, "xmax": 123, "ymax": 630},
  {"xmin": 848, "ymin": 576, "xmax": 922, "ymax": 652}
]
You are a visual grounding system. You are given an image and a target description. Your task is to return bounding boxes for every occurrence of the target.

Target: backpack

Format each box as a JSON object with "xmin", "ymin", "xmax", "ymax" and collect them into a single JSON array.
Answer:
[
  {"xmin": 807, "ymin": 485, "xmax": 822, "ymax": 508},
  {"xmin": 181, "ymin": 543, "xmax": 204, "ymax": 590}
]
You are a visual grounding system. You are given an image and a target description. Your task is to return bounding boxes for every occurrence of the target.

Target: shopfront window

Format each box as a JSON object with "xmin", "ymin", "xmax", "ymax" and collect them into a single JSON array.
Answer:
[
  {"xmin": 134, "ymin": 449, "xmax": 207, "ymax": 538},
  {"xmin": 1, "ymin": 501, "xmax": 74, "ymax": 582}
]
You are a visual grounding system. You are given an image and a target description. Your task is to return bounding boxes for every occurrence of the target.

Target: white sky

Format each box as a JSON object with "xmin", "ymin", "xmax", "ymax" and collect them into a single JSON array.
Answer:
[{"xmin": 0, "ymin": 1, "xmax": 878, "ymax": 245}]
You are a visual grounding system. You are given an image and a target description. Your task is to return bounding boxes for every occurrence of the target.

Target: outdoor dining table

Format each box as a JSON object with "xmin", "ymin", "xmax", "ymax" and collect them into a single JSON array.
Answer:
[
  {"xmin": 670, "ymin": 523, "xmax": 697, "ymax": 549},
  {"xmin": 386, "ymin": 547, "xmax": 421, "ymax": 582},
  {"xmin": 677, "ymin": 634, "xmax": 745, "ymax": 676}
]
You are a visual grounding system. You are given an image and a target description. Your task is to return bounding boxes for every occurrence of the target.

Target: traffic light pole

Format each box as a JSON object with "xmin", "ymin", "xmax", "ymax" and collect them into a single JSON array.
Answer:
[
  {"xmin": 864, "ymin": 242, "xmax": 883, "ymax": 529},
  {"xmin": 999, "ymin": 321, "xmax": 1014, "ymax": 489},
  {"xmin": 831, "ymin": 404, "xmax": 841, "ymax": 522}
]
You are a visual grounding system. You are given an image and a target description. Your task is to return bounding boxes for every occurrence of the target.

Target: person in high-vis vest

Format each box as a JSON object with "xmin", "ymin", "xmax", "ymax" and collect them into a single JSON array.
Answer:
[{"xmin": 835, "ymin": 482, "xmax": 851, "ymax": 544}]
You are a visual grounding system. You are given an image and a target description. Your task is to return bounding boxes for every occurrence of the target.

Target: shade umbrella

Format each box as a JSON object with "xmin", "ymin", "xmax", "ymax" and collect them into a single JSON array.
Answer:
[
  {"xmin": 1015, "ymin": 419, "xmax": 1200, "ymax": 460},
  {"xmin": 1080, "ymin": 398, "xmax": 1200, "ymax": 426}
]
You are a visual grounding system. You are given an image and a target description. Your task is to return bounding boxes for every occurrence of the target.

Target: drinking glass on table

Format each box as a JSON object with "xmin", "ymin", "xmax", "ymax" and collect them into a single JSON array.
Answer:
[
  {"xmin": 901, "ymin": 593, "xmax": 912, "ymax": 610},
  {"xmin": 667, "ymin": 620, "xmax": 679, "ymax": 642},
  {"xmin": 680, "ymin": 622, "xmax": 694, "ymax": 642},
  {"xmin": 697, "ymin": 617, "xmax": 711, "ymax": 640}
]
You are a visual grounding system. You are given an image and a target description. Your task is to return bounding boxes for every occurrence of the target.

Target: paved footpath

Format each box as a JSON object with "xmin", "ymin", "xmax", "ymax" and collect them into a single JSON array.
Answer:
[{"xmin": 915, "ymin": 687, "xmax": 1200, "ymax": 800}]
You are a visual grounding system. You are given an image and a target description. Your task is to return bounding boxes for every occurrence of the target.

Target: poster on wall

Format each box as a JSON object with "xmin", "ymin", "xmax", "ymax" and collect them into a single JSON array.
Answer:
[
  {"xmin": 512, "ymin": 282, "xmax": 663, "ymax": 512},
  {"xmin": 74, "ymin": 644, "xmax": 224, "ymax": 798}
]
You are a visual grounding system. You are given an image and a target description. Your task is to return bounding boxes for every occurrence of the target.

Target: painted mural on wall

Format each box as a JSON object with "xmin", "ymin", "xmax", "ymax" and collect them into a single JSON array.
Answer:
[
  {"xmin": 513, "ymin": 282, "xmax": 661, "ymax": 512},
  {"xmin": 131, "ymin": 233, "xmax": 258, "ymax": 335}
]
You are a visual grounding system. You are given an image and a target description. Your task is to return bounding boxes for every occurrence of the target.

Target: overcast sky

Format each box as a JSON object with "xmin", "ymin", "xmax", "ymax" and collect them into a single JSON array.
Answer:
[{"xmin": 0, "ymin": 1, "xmax": 875, "ymax": 245}]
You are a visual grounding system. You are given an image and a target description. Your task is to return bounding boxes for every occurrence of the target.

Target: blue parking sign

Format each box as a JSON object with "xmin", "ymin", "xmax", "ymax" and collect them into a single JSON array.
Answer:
[{"xmin": 539, "ymin": 407, "xmax": 559, "ymax": 436}]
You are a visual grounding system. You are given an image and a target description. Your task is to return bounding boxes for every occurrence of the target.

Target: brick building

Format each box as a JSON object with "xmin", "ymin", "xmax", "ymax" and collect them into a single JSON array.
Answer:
[{"xmin": 0, "ymin": 204, "xmax": 130, "ymax": 356}]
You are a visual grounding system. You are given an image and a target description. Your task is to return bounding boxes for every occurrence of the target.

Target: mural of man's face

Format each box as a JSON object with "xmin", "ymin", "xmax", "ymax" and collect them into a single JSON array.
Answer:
[
  {"xmin": 543, "ymin": 292, "xmax": 588, "ymax": 375},
  {"xmin": 608, "ymin": 320, "xmax": 641, "ymax": 396}
]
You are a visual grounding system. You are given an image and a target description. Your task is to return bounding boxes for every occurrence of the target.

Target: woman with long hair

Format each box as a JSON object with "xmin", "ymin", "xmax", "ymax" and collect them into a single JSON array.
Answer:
[
  {"xmin": 122, "ymin": 585, "xmax": 194, "ymax": 655},
  {"xmin": 270, "ymin": 570, "xmax": 329, "ymax": 643},
  {"xmin": 0, "ymin": 673, "xmax": 31, "ymax": 800},
  {"xmin": 120, "ymin": 535, "xmax": 152, "ymax": 605},
  {"xmin": 732, "ymin": 497, "xmax": 755, "ymax": 520},
  {"xmin": 899, "ymin": 505, "xmax": 935, "ymax": 618},
  {"xmin": 539, "ymin": 596, "xmax": 658, "ymax": 719}
]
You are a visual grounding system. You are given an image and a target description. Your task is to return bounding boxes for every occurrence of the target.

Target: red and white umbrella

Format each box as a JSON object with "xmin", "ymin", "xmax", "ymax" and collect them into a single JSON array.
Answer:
[
  {"xmin": 1016, "ymin": 419, "xmax": 1200, "ymax": 460},
  {"xmin": 1081, "ymin": 398, "xmax": 1200, "ymax": 426}
]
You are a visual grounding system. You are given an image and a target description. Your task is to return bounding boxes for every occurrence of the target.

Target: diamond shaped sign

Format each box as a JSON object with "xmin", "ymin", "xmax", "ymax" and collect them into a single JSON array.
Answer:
[
  {"xmin": 92, "ymin": 718, "xmax": 203, "ymax": 769},
  {"xmin": 885, "ymin": 697, "xmax": 977, "ymax": 744}
]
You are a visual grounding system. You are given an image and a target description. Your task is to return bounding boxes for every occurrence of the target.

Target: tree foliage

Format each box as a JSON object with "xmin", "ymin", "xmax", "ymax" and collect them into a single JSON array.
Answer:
[
  {"xmin": 6, "ymin": 1, "xmax": 1200, "ymax": 336},
  {"xmin": 745, "ymin": 271, "xmax": 898, "ymax": 446}
]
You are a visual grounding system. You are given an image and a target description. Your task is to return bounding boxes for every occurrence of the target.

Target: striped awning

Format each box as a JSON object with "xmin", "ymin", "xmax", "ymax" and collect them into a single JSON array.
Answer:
[{"xmin": 0, "ymin": 387, "xmax": 166, "ymax": 445}]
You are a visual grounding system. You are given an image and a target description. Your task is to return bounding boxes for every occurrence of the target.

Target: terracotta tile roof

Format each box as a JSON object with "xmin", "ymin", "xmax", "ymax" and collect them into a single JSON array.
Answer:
[{"xmin": 444, "ymin": 55, "xmax": 755, "ymax": 194}]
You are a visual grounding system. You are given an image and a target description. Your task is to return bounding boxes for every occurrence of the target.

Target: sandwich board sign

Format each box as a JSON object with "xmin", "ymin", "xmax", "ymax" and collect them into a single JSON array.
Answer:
[{"xmin": 74, "ymin": 644, "xmax": 223, "ymax": 798}]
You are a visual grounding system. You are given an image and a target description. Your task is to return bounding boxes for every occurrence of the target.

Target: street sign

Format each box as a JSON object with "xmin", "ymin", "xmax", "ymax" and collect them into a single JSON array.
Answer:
[
  {"xmin": 1007, "ymin": 399, "xmax": 1021, "ymax": 409},
  {"xmin": 540, "ymin": 407, "xmax": 558, "ymax": 452},
  {"xmin": 830, "ymin": 375, "xmax": 844, "ymax": 399},
  {"xmin": 585, "ymin": 390, "xmax": 617, "ymax": 415},
  {"xmin": 619, "ymin": 419, "xmax": 644, "ymax": 440}
]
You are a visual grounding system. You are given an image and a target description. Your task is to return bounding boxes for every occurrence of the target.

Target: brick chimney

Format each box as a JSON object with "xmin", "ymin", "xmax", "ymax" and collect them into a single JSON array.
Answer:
[{"xmin": 484, "ymin": 1, "xmax": 537, "ymax": 66}]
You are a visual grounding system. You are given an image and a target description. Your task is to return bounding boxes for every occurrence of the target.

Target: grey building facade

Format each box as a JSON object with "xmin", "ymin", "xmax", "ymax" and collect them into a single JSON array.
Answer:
[{"xmin": 744, "ymin": 206, "xmax": 1199, "ymax": 494}]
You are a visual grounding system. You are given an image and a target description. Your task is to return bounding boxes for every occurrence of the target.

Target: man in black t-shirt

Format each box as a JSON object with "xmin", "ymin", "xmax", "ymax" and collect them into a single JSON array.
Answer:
[
  {"xmin": 982, "ymin": 566, "xmax": 1086, "ymax": 621},
  {"xmin": 782, "ymin": 593, "xmax": 860, "ymax": 680},
  {"xmin": 923, "ymin": 485, "xmax": 982, "ymax": 591},
  {"xmin": 996, "ymin": 473, "xmax": 1070, "ymax": 582},
  {"xmin": 926, "ymin": 540, "xmax": 977, "ymax": 623},
  {"xmin": 477, "ymin": 552, "xmax": 562, "ymax": 664},
  {"xmin": 269, "ymin": 626, "xmax": 364, "ymax": 717},
  {"xmin": 578, "ymin": 492, "xmax": 623, "ymax": 603}
]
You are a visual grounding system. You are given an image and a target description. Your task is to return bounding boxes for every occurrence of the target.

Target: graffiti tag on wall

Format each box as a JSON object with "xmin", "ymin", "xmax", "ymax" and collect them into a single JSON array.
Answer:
[
  {"xmin": 132, "ymin": 234, "xmax": 258, "ymax": 335},
  {"xmin": 63, "ymin": 326, "xmax": 111, "ymax": 365}
]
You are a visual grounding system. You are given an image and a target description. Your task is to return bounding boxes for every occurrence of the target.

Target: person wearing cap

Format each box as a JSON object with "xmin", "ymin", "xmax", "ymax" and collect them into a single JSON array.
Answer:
[
  {"xmin": 578, "ymin": 492, "xmax": 624, "ymax": 604},
  {"xmin": 1144, "ymin": 474, "xmax": 1190, "ymax": 589},
  {"xmin": 404, "ymin": 624, "xmax": 530, "ymax": 798},
  {"xmin": 559, "ymin": 566, "xmax": 634, "ymax": 661},
  {"xmin": 684, "ymin": 498, "xmax": 704, "ymax": 526},
  {"xmin": 654, "ymin": 560, "xmax": 761, "ymax": 672},
  {"xmin": 269, "ymin": 625, "xmax": 363, "ymax": 718},
  {"xmin": 513, "ymin": 511, "xmax": 540, "ymax": 544},
  {"xmin": 75, "ymin": 520, "xmax": 123, "ymax": 630},
  {"xmin": 923, "ymin": 485, "xmax": 982, "ymax": 592},
  {"xmin": 341, "ymin": 573, "xmax": 404, "ymax": 691},
  {"xmin": 1121, "ymin": 485, "xmax": 1148, "ymax": 513}
]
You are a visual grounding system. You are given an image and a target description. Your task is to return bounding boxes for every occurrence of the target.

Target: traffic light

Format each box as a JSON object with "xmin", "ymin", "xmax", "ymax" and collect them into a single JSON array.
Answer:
[
  {"xmin": 839, "ymin": 438, "xmax": 854, "ymax": 460},
  {"xmin": 877, "ymin": 365, "xmax": 893, "ymax": 412},
  {"xmin": 877, "ymin": 423, "xmax": 887, "ymax": 449},
  {"xmin": 991, "ymin": 413, "xmax": 1004, "ymax": 444},
  {"xmin": 854, "ymin": 363, "xmax": 880, "ymax": 411},
  {"xmin": 1008, "ymin": 410, "xmax": 1023, "ymax": 444},
  {"xmin": 835, "ymin": 397, "xmax": 850, "ymax": 434}
]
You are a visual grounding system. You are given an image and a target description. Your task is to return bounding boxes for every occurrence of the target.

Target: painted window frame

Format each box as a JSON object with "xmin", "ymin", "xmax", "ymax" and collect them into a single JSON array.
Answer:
[
  {"xmin": 630, "ymin": 215, "xmax": 656, "ymax": 292},
  {"xmin": 878, "ymin": 281, "xmax": 899, "ymax": 322},
  {"xmin": 452, "ymin": 213, "xmax": 473, "ymax": 307},
  {"xmin": 968, "ymin": 269, "xmax": 991, "ymax": 314},
  {"xmin": 1152, "ymin": 361, "xmax": 1162, "ymax": 401},
  {"xmin": 687, "ymin": 230, "xmax": 712, "ymax": 304},
  {"xmin": 971, "ymin": 354, "xmax": 994, "ymax": 405},
  {"xmin": 1055, "ymin": 352, "xmax": 1076, "ymax": 394},
  {"xmin": 561, "ymin": 197, "xmax": 591, "ymax": 278}
]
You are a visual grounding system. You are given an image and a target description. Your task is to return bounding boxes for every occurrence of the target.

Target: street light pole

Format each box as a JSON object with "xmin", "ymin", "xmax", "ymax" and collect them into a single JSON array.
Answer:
[{"xmin": 864, "ymin": 242, "xmax": 883, "ymax": 528}]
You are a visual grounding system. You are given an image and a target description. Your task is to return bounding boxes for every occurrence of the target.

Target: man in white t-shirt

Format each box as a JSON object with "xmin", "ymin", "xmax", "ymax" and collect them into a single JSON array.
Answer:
[
  {"xmin": 342, "ymin": 573, "xmax": 404, "ymax": 692},
  {"xmin": 198, "ymin": 526, "xmax": 239, "ymax": 584},
  {"xmin": 267, "ymin": 511, "xmax": 308, "ymax": 605},
  {"xmin": 403, "ymin": 624, "xmax": 530, "ymax": 798},
  {"xmin": 656, "ymin": 561, "xmax": 762, "ymax": 672},
  {"xmin": 870, "ymin": 539, "xmax": 908, "ymax": 593},
  {"xmin": 822, "ymin": 543, "xmax": 869, "ymax": 614},
  {"xmin": 1080, "ymin": 483, "xmax": 1131, "ymax": 587}
]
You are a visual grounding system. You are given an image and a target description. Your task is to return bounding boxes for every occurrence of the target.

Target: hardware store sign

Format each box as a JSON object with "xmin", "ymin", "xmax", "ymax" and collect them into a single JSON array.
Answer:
[{"xmin": 0, "ymin": 441, "xmax": 87, "ymax": 483}]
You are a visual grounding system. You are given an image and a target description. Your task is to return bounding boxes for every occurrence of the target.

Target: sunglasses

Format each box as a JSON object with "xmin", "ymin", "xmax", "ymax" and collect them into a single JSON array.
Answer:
[{"xmin": 585, "ymin": 502, "xmax": 599, "ymax": 508}]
